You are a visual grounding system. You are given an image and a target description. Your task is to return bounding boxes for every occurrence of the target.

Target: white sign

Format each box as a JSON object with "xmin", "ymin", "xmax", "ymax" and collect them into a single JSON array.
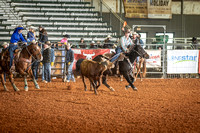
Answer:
[
  {"xmin": 146, "ymin": 50, "xmax": 161, "ymax": 68},
  {"xmin": 167, "ymin": 50, "xmax": 199, "ymax": 74}
]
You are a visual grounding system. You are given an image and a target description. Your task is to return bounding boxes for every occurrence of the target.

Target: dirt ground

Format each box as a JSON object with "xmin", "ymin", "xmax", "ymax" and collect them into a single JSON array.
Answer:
[{"xmin": 0, "ymin": 77, "xmax": 199, "ymax": 133}]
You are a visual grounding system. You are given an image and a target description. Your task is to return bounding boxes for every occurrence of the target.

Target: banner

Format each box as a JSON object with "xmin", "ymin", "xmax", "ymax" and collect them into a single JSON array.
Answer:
[
  {"xmin": 146, "ymin": 50, "xmax": 161, "ymax": 68},
  {"xmin": 123, "ymin": 0, "xmax": 148, "ymax": 18},
  {"xmin": 147, "ymin": 0, "xmax": 172, "ymax": 19},
  {"xmin": 167, "ymin": 50, "xmax": 199, "ymax": 74}
]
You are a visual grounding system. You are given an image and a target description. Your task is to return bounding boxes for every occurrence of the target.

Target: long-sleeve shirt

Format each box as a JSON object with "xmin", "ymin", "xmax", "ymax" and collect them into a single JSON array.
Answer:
[
  {"xmin": 65, "ymin": 49, "xmax": 74, "ymax": 63},
  {"xmin": 10, "ymin": 31, "xmax": 26, "ymax": 43},
  {"xmin": 119, "ymin": 36, "xmax": 133, "ymax": 52},
  {"xmin": 27, "ymin": 31, "xmax": 35, "ymax": 42},
  {"xmin": 42, "ymin": 47, "xmax": 51, "ymax": 63}
]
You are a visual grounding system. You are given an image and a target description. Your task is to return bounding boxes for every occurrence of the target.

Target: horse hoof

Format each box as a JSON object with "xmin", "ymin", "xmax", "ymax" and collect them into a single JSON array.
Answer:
[
  {"xmin": 109, "ymin": 87, "xmax": 115, "ymax": 91},
  {"xmin": 15, "ymin": 88, "xmax": 20, "ymax": 92},
  {"xmin": 4, "ymin": 89, "xmax": 9, "ymax": 91},
  {"xmin": 24, "ymin": 86, "xmax": 28, "ymax": 91},
  {"xmin": 133, "ymin": 87, "xmax": 138, "ymax": 91},
  {"xmin": 125, "ymin": 85, "xmax": 131, "ymax": 90},
  {"xmin": 35, "ymin": 85, "xmax": 40, "ymax": 89}
]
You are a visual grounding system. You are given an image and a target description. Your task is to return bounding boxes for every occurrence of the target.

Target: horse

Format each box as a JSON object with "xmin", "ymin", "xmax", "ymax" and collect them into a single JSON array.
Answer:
[
  {"xmin": 0, "ymin": 43, "xmax": 43, "ymax": 91},
  {"xmin": 94, "ymin": 44, "xmax": 149, "ymax": 91}
]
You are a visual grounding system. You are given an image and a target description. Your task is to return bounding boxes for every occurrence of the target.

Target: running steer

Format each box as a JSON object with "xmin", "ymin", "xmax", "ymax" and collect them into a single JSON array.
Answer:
[{"xmin": 80, "ymin": 59, "xmax": 114, "ymax": 95}]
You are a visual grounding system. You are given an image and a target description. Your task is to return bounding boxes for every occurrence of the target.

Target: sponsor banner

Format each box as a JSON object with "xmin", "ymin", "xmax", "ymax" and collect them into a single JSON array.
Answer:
[
  {"xmin": 146, "ymin": 50, "xmax": 161, "ymax": 68},
  {"xmin": 147, "ymin": 0, "xmax": 172, "ymax": 19},
  {"xmin": 167, "ymin": 50, "xmax": 199, "ymax": 74},
  {"xmin": 123, "ymin": 0, "xmax": 148, "ymax": 18}
]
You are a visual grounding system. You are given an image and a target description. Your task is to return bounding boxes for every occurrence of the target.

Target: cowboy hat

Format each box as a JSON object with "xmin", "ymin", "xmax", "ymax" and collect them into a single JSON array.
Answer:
[
  {"xmin": 63, "ymin": 34, "xmax": 70, "ymax": 38},
  {"xmin": 106, "ymin": 35, "xmax": 112, "ymax": 39},
  {"xmin": 45, "ymin": 41, "xmax": 51, "ymax": 46},
  {"xmin": 132, "ymin": 32, "xmax": 138, "ymax": 35},
  {"xmin": 2, "ymin": 42, "xmax": 8, "ymax": 46},
  {"xmin": 29, "ymin": 26, "xmax": 36, "ymax": 29},
  {"xmin": 124, "ymin": 28, "xmax": 131, "ymax": 33}
]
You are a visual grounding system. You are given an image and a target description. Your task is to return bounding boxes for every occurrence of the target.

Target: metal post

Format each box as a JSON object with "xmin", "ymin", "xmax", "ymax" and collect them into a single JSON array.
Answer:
[
  {"xmin": 100, "ymin": 0, "xmax": 102, "ymax": 16},
  {"xmin": 119, "ymin": 0, "xmax": 122, "ymax": 36},
  {"xmin": 163, "ymin": 26, "xmax": 166, "ymax": 79},
  {"xmin": 109, "ymin": 9, "xmax": 111, "ymax": 26},
  {"xmin": 91, "ymin": 0, "xmax": 93, "ymax": 7}
]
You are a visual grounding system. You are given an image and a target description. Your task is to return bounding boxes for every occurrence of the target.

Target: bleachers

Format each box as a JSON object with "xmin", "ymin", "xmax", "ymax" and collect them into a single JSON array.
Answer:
[{"xmin": 0, "ymin": 0, "xmax": 118, "ymax": 43}]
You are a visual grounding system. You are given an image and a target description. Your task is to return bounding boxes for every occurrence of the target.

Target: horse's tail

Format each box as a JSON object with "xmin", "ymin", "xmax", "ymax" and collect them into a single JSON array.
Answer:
[{"xmin": 142, "ymin": 59, "xmax": 147, "ymax": 77}]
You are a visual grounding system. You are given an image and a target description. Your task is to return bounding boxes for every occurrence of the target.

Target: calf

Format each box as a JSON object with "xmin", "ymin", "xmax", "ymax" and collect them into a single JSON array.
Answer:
[{"xmin": 80, "ymin": 59, "xmax": 114, "ymax": 95}]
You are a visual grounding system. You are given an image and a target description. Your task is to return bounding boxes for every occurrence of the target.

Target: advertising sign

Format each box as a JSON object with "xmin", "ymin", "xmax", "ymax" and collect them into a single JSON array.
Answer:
[
  {"xmin": 167, "ymin": 50, "xmax": 199, "ymax": 74},
  {"xmin": 146, "ymin": 50, "xmax": 161, "ymax": 68},
  {"xmin": 147, "ymin": 0, "xmax": 172, "ymax": 19},
  {"xmin": 123, "ymin": 0, "xmax": 148, "ymax": 18}
]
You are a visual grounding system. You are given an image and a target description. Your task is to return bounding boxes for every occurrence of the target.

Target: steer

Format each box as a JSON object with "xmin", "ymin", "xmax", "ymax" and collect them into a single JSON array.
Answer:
[{"xmin": 80, "ymin": 59, "xmax": 114, "ymax": 95}]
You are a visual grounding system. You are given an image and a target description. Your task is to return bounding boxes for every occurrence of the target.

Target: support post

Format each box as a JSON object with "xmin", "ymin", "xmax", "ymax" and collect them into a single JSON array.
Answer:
[
  {"xmin": 119, "ymin": 0, "xmax": 122, "ymax": 36},
  {"xmin": 100, "ymin": 0, "xmax": 102, "ymax": 16}
]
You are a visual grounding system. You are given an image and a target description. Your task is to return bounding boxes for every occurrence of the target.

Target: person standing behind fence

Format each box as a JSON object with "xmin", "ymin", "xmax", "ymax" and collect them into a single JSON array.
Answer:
[
  {"xmin": 60, "ymin": 34, "xmax": 70, "ymax": 45},
  {"xmin": 38, "ymin": 26, "xmax": 48, "ymax": 48},
  {"xmin": 79, "ymin": 38, "xmax": 86, "ymax": 48},
  {"xmin": 65, "ymin": 43, "xmax": 75, "ymax": 82},
  {"xmin": 27, "ymin": 26, "xmax": 36, "ymax": 44},
  {"xmin": 41, "ymin": 41, "xmax": 51, "ymax": 83}
]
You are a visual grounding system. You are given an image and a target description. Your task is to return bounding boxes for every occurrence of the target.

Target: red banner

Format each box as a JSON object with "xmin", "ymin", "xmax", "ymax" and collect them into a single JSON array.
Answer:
[{"xmin": 72, "ymin": 49, "xmax": 111, "ymax": 70}]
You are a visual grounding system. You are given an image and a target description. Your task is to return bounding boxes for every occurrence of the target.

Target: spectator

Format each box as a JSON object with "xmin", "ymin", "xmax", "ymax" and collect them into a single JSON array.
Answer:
[
  {"xmin": 38, "ymin": 25, "xmax": 48, "ymax": 48},
  {"xmin": 192, "ymin": 37, "xmax": 199, "ymax": 49},
  {"xmin": 65, "ymin": 43, "xmax": 75, "ymax": 82},
  {"xmin": 41, "ymin": 41, "xmax": 51, "ymax": 83},
  {"xmin": 103, "ymin": 35, "xmax": 113, "ymax": 48},
  {"xmin": 110, "ymin": 28, "xmax": 133, "ymax": 62},
  {"xmin": 60, "ymin": 34, "xmax": 70, "ymax": 45},
  {"xmin": 132, "ymin": 32, "xmax": 139, "ymax": 45},
  {"xmin": 90, "ymin": 41, "xmax": 97, "ymax": 49},
  {"xmin": 96, "ymin": 40, "xmax": 103, "ymax": 48},
  {"xmin": 79, "ymin": 38, "xmax": 86, "ymax": 48},
  {"xmin": 10, "ymin": 26, "xmax": 27, "ymax": 71},
  {"xmin": 27, "ymin": 26, "xmax": 36, "ymax": 44}
]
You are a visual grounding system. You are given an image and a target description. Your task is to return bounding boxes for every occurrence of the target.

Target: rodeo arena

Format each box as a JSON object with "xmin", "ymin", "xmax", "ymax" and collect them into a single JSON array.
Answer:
[{"xmin": 0, "ymin": 0, "xmax": 200, "ymax": 132}]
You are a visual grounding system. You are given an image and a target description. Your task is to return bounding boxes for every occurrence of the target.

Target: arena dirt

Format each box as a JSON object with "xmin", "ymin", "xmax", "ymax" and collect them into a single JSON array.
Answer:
[{"xmin": 0, "ymin": 77, "xmax": 199, "ymax": 132}]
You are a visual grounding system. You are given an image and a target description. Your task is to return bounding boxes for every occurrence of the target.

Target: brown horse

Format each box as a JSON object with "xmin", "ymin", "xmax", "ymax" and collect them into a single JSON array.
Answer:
[{"xmin": 0, "ymin": 43, "xmax": 43, "ymax": 91}]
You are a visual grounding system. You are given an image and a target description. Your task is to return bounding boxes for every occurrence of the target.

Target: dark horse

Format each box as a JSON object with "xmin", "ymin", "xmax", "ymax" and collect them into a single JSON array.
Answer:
[
  {"xmin": 93, "ymin": 44, "xmax": 149, "ymax": 91},
  {"xmin": 0, "ymin": 43, "xmax": 43, "ymax": 91}
]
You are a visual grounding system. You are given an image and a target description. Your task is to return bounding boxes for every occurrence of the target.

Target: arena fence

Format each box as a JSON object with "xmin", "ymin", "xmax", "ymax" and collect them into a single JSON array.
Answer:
[{"xmin": 40, "ymin": 43, "xmax": 200, "ymax": 79}]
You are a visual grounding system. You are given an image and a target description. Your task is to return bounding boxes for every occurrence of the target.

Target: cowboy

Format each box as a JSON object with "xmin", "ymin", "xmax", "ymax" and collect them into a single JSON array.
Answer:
[
  {"xmin": 9, "ymin": 26, "xmax": 27, "ymax": 70},
  {"xmin": 110, "ymin": 28, "xmax": 133, "ymax": 62},
  {"xmin": 103, "ymin": 35, "xmax": 113, "ymax": 48},
  {"xmin": 41, "ymin": 41, "xmax": 52, "ymax": 83},
  {"xmin": 27, "ymin": 26, "xmax": 36, "ymax": 44}
]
